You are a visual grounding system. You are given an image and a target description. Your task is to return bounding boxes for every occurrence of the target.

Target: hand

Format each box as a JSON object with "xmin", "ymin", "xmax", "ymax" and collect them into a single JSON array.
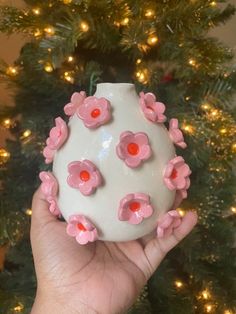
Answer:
[{"xmin": 31, "ymin": 187, "xmax": 197, "ymax": 314}]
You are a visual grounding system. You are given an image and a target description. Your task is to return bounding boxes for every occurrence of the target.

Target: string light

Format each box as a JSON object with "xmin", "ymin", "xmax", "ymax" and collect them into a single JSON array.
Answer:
[
  {"xmin": 224, "ymin": 310, "xmax": 233, "ymax": 314},
  {"xmin": 230, "ymin": 206, "xmax": 236, "ymax": 213},
  {"xmin": 182, "ymin": 124, "xmax": 195, "ymax": 134},
  {"xmin": 231, "ymin": 143, "xmax": 236, "ymax": 153},
  {"xmin": 147, "ymin": 34, "xmax": 159, "ymax": 46},
  {"xmin": 0, "ymin": 148, "xmax": 10, "ymax": 165},
  {"xmin": 177, "ymin": 208, "xmax": 186, "ymax": 217},
  {"xmin": 80, "ymin": 21, "xmax": 89, "ymax": 32},
  {"xmin": 189, "ymin": 58, "xmax": 197, "ymax": 67},
  {"xmin": 201, "ymin": 289, "xmax": 211, "ymax": 300},
  {"xmin": 2, "ymin": 118, "xmax": 11, "ymax": 128},
  {"xmin": 201, "ymin": 103, "xmax": 211, "ymax": 111},
  {"xmin": 6, "ymin": 66, "xmax": 18, "ymax": 76},
  {"xmin": 135, "ymin": 69, "xmax": 149, "ymax": 84},
  {"xmin": 22, "ymin": 129, "xmax": 32, "ymax": 138},
  {"xmin": 210, "ymin": 1, "xmax": 217, "ymax": 6},
  {"xmin": 44, "ymin": 26, "xmax": 55, "ymax": 35},
  {"xmin": 13, "ymin": 303, "xmax": 24, "ymax": 312},
  {"xmin": 34, "ymin": 29, "xmax": 42, "ymax": 37},
  {"xmin": 67, "ymin": 56, "xmax": 74, "ymax": 62},
  {"xmin": 185, "ymin": 96, "xmax": 191, "ymax": 101},
  {"xmin": 144, "ymin": 9, "xmax": 155, "ymax": 18},
  {"xmin": 219, "ymin": 128, "xmax": 227, "ymax": 135},
  {"xmin": 205, "ymin": 303, "xmax": 214, "ymax": 313},
  {"xmin": 32, "ymin": 8, "xmax": 40, "ymax": 15},
  {"xmin": 44, "ymin": 63, "xmax": 53, "ymax": 73},
  {"xmin": 174, "ymin": 280, "xmax": 183, "ymax": 288},
  {"xmin": 25, "ymin": 208, "xmax": 32, "ymax": 216},
  {"xmin": 136, "ymin": 59, "xmax": 142, "ymax": 64},
  {"xmin": 62, "ymin": 0, "xmax": 72, "ymax": 3},
  {"xmin": 64, "ymin": 71, "xmax": 74, "ymax": 83},
  {"xmin": 120, "ymin": 17, "xmax": 129, "ymax": 26}
]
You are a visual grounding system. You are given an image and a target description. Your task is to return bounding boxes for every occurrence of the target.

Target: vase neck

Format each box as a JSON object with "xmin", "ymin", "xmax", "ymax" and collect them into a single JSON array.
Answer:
[{"xmin": 95, "ymin": 83, "xmax": 136, "ymax": 98}]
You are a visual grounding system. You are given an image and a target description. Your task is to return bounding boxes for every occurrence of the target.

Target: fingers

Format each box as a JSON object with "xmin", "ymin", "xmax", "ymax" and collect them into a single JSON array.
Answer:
[
  {"xmin": 31, "ymin": 186, "xmax": 57, "ymax": 232},
  {"xmin": 144, "ymin": 211, "xmax": 198, "ymax": 276}
]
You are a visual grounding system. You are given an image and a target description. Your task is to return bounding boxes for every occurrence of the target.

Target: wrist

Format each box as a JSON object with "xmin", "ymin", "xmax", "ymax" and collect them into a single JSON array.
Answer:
[{"xmin": 31, "ymin": 291, "xmax": 78, "ymax": 314}]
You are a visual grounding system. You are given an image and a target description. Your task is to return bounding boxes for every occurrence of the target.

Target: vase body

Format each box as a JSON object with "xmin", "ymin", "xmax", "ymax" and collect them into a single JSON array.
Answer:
[{"xmin": 53, "ymin": 83, "xmax": 176, "ymax": 241}]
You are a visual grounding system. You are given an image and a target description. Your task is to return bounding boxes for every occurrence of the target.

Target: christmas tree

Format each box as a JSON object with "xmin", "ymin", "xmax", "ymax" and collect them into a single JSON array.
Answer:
[{"xmin": 0, "ymin": 0, "xmax": 236, "ymax": 313}]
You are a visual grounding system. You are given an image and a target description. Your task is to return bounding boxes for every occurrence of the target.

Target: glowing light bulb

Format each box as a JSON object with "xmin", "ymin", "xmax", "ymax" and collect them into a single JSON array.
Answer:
[
  {"xmin": 80, "ymin": 21, "xmax": 89, "ymax": 32},
  {"xmin": 120, "ymin": 17, "xmax": 129, "ymax": 25},
  {"xmin": 44, "ymin": 26, "xmax": 55, "ymax": 35},
  {"xmin": 63, "ymin": 0, "xmax": 72, "ymax": 3},
  {"xmin": 205, "ymin": 304, "xmax": 213, "ymax": 313},
  {"xmin": 25, "ymin": 208, "xmax": 32, "ymax": 216},
  {"xmin": 135, "ymin": 69, "xmax": 148, "ymax": 84},
  {"xmin": 147, "ymin": 34, "xmax": 159, "ymax": 46},
  {"xmin": 22, "ymin": 130, "xmax": 32, "ymax": 138},
  {"xmin": 175, "ymin": 280, "xmax": 183, "ymax": 288},
  {"xmin": 177, "ymin": 208, "xmax": 185, "ymax": 217},
  {"xmin": 44, "ymin": 63, "xmax": 53, "ymax": 72},
  {"xmin": 189, "ymin": 59, "xmax": 197, "ymax": 66},
  {"xmin": 230, "ymin": 206, "xmax": 236, "ymax": 213},
  {"xmin": 34, "ymin": 29, "xmax": 42, "ymax": 37},
  {"xmin": 13, "ymin": 303, "xmax": 24, "ymax": 312},
  {"xmin": 182, "ymin": 124, "xmax": 194, "ymax": 134},
  {"xmin": 202, "ymin": 289, "xmax": 211, "ymax": 300},
  {"xmin": 231, "ymin": 143, "xmax": 236, "ymax": 153},
  {"xmin": 145, "ymin": 9, "xmax": 155, "ymax": 18},
  {"xmin": 6, "ymin": 66, "xmax": 18, "ymax": 76},
  {"xmin": 0, "ymin": 148, "xmax": 10, "ymax": 164},
  {"xmin": 224, "ymin": 310, "xmax": 233, "ymax": 314},
  {"xmin": 64, "ymin": 72, "xmax": 74, "ymax": 83},
  {"xmin": 67, "ymin": 56, "xmax": 74, "ymax": 62},
  {"xmin": 210, "ymin": 1, "xmax": 217, "ymax": 6},
  {"xmin": 3, "ymin": 119, "xmax": 11, "ymax": 128},
  {"xmin": 136, "ymin": 59, "xmax": 142, "ymax": 64},
  {"xmin": 32, "ymin": 8, "xmax": 40, "ymax": 15},
  {"xmin": 219, "ymin": 128, "xmax": 227, "ymax": 134},
  {"xmin": 201, "ymin": 103, "xmax": 211, "ymax": 110}
]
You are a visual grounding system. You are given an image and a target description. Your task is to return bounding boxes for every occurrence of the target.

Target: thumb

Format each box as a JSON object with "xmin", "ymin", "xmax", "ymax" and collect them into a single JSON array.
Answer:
[{"xmin": 31, "ymin": 186, "xmax": 57, "ymax": 234}]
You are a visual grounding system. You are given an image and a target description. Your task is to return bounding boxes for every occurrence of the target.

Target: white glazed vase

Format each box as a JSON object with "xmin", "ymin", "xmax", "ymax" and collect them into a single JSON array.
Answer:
[{"xmin": 52, "ymin": 83, "xmax": 177, "ymax": 242}]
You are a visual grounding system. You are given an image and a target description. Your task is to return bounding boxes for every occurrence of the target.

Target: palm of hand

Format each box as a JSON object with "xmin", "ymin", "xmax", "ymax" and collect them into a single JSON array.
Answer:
[{"xmin": 31, "ymin": 189, "xmax": 197, "ymax": 314}]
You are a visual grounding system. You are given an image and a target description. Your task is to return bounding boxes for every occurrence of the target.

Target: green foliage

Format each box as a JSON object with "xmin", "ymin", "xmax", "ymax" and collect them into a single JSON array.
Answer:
[{"xmin": 0, "ymin": 0, "xmax": 235, "ymax": 313}]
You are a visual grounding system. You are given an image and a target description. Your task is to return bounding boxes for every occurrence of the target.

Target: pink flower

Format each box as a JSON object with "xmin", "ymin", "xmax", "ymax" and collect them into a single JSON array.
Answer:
[
  {"xmin": 47, "ymin": 197, "xmax": 61, "ymax": 216},
  {"xmin": 118, "ymin": 193, "xmax": 153, "ymax": 225},
  {"xmin": 116, "ymin": 131, "xmax": 152, "ymax": 168},
  {"xmin": 168, "ymin": 118, "xmax": 187, "ymax": 149},
  {"xmin": 43, "ymin": 117, "xmax": 68, "ymax": 164},
  {"xmin": 39, "ymin": 171, "xmax": 61, "ymax": 216},
  {"xmin": 66, "ymin": 215, "xmax": 98, "ymax": 245},
  {"xmin": 172, "ymin": 189, "xmax": 188, "ymax": 209},
  {"xmin": 43, "ymin": 146, "xmax": 55, "ymax": 164},
  {"xmin": 163, "ymin": 156, "xmax": 191, "ymax": 191},
  {"xmin": 46, "ymin": 117, "xmax": 68, "ymax": 150},
  {"xmin": 139, "ymin": 92, "xmax": 166, "ymax": 123},
  {"xmin": 77, "ymin": 96, "xmax": 111, "ymax": 129},
  {"xmin": 39, "ymin": 171, "xmax": 58, "ymax": 198},
  {"xmin": 64, "ymin": 91, "xmax": 86, "ymax": 116},
  {"xmin": 67, "ymin": 159, "xmax": 102, "ymax": 196},
  {"xmin": 157, "ymin": 210, "xmax": 182, "ymax": 238}
]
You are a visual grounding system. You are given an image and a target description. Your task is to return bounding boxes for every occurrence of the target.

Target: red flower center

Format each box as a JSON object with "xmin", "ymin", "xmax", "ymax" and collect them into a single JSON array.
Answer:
[
  {"xmin": 129, "ymin": 201, "xmax": 141, "ymax": 212},
  {"xmin": 77, "ymin": 223, "xmax": 87, "ymax": 231},
  {"xmin": 170, "ymin": 168, "xmax": 178, "ymax": 179},
  {"xmin": 80, "ymin": 170, "xmax": 90, "ymax": 181},
  {"xmin": 127, "ymin": 142, "xmax": 139, "ymax": 155},
  {"xmin": 91, "ymin": 108, "xmax": 101, "ymax": 118}
]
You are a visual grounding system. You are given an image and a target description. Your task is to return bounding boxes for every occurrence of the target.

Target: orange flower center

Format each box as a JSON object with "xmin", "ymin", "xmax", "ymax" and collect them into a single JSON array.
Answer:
[
  {"xmin": 129, "ymin": 201, "xmax": 141, "ymax": 212},
  {"xmin": 80, "ymin": 170, "xmax": 90, "ymax": 181},
  {"xmin": 127, "ymin": 142, "xmax": 139, "ymax": 155},
  {"xmin": 77, "ymin": 223, "xmax": 87, "ymax": 231},
  {"xmin": 170, "ymin": 168, "xmax": 178, "ymax": 179},
  {"xmin": 91, "ymin": 108, "xmax": 101, "ymax": 118}
]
